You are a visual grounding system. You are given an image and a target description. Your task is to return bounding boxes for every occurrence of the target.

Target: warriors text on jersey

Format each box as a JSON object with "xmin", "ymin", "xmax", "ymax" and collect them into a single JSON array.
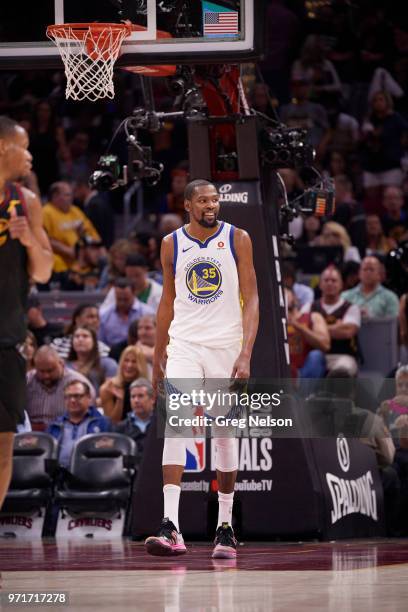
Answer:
[
  {"xmin": 0, "ymin": 182, "xmax": 29, "ymax": 347},
  {"xmin": 169, "ymin": 222, "xmax": 242, "ymax": 348}
]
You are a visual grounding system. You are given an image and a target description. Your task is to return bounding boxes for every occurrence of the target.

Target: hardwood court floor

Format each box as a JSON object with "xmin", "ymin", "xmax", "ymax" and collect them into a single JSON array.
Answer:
[{"xmin": 1, "ymin": 539, "xmax": 408, "ymax": 611}]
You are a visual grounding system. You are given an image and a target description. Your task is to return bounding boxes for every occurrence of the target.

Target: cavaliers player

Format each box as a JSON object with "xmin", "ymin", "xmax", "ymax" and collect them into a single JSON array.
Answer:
[
  {"xmin": 145, "ymin": 179, "xmax": 259, "ymax": 558},
  {"xmin": 0, "ymin": 117, "xmax": 53, "ymax": 510}
]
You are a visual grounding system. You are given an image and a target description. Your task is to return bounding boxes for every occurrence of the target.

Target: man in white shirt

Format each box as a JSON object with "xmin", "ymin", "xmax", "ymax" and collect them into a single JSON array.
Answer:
[{"xmin": 301, "ymin": 265, "xmax": 361, "ymax": 375}]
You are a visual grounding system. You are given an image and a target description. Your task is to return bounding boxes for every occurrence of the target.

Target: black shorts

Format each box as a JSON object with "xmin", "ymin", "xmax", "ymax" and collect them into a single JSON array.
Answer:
[{"xmin": 0, "ymin": 346, "xmax": 26, "ymax": 433}]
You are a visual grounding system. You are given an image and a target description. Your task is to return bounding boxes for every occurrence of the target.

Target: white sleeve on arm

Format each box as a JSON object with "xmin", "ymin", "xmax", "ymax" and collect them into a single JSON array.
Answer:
[{"xmin": 344, "ymin": 303, "xmax": 361, "ymax": 327}]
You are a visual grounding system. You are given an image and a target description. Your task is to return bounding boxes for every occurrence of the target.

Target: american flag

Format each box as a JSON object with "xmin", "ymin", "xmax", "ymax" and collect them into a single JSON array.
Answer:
[{"xmin": 203, "ymin": 11, "xmax": 239, "ymax": 36}]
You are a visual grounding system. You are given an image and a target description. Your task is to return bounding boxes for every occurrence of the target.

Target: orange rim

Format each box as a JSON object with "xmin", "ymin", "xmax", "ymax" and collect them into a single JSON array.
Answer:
[{"xmin": 46, "ymin": 23, "xmax": 132, "ymax": 41}]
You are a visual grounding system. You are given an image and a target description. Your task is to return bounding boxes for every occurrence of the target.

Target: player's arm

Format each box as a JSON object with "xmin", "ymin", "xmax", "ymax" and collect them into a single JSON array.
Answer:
[
  {"xmin": 8, "ymin": 188, "xmax": 53, "ymax": 283},
  {"xmin": 233, "ymin": 229, "xmax": 259, "ymax": 379},
  {"xmin": 152, "ymin": 235, "xmax": 176, "ymax": 395}
]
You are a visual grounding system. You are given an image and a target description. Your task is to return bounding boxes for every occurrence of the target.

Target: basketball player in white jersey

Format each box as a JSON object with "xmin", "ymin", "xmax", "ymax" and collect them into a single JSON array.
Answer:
[{"xmin": 145, "ymin": 179, "xmax": 259, "ymax": 558}]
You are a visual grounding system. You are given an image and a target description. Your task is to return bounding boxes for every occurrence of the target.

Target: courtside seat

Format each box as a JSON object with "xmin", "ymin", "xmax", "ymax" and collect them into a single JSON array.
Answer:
[
  {"xmin": 55, "ymin": 433, "xmax": 137, "ymax": 514},
  {"xmin": 1, "ymin": 433, "xmax": 58, "ymax": 514}
]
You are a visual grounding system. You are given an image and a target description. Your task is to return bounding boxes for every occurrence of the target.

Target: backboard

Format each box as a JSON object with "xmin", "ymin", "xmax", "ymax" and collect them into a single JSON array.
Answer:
[{"xmin": 0, "ymin": 0, "xmax": 263, "ymax": 69}]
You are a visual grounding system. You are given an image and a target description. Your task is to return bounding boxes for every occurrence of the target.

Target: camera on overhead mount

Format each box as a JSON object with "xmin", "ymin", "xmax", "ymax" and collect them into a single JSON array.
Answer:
[
  {"xmin": 89, "ymin": 155, "xmax": 122, "ymax": 191},
  {"xmin": 261, "ymin": 126, "xmax": 314, "ymax": 168}
]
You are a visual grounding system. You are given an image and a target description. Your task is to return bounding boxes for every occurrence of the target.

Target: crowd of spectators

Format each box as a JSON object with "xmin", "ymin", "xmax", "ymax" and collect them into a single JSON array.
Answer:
[{"xmin": 2, "ymin": 0, "xmax": 408, "ymax": 534}]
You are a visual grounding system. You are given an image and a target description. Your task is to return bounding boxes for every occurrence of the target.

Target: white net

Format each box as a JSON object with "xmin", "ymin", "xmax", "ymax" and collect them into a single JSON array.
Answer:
[{"xmin": 47, "ymin": 24, "xmax": 131, "ymax": 102}]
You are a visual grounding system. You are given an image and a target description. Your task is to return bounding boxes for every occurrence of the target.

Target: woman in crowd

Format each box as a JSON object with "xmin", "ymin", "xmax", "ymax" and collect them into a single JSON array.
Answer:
[
  {"xmin": 66, "ymin": 327, "xmax": 118, "ymax": 394},
  {"xmin": 312, "ymin": 221, "xmax": 361, "ymax": 263},
  {"xmin": 51, "ymin": 302, "xmax": 110, "ymax": 359},
  {"xmin": 365, "ymin": 214, "xmax": 396, "ymax": 256},
  {"xmin": 99, "ymin": 345, "xmax": 147, "ymax": 423},
  {"xmin": 360, "ymin": 90, "xmax": 408, "ymax": 212},
  {"xmin": 297, "ymin": 215, "xmax": 322, "ymax": 246}
]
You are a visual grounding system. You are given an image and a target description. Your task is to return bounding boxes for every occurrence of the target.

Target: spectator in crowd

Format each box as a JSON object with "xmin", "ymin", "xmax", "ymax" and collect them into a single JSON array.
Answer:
[
  {"xmin": 26, "ymin": 346, "xmax": 95, "ymax": 430},
  {"xmin": 99, "ymin": 278, "xmax": 154, "ymax": 347},
  {"xmin": 128, "ymin": 231, "xmax": 160, "ymax": 275},
  {"xmin": 279, "ymin": 74, "xmax": 330, "ymax": 156},
  {"xmin": 66, "ymin": 327, "xmax": 118, "ymax": 395},
  {"xmin": 64, "ymin": 236, "xmax": 105, "ymax": 291},
  {"xmin": 23, "ymin": 331, "xmax": 37, "ymax": 372},
  {"xmin": 163, "ymin": 166, "xmax": 189, "ymax": 220},
  {"xmin": 357, "ymin": 9, "xmax": 395, "ymax": 83},
  {"xmin": 73, "ymin": 178, "xmax": 115, "ymax": 249},
  {"xmin": 282, "ymin": 261, "xmax": 314, "ymax": 307},
  {"xmin": 297, "ymin": 215, "xmax": 322, "ymax": 246},
  {"xmin": 365, "ymin": 214, "xmax": 396, "ymax": 255},
  {"xmin": 109, "ymin": 319, "xmax": 139, "ymax": 364},
  {"xmin": 302, "ymin": 266, "xmax": 361, "ymax": 376},
  {"xmin": 26, "ymin": 294, "xmax": 64, "ymax": 346},
  {"xmin": 100, "ymin": 254, "xmax": 162, "ymax": 315},
  {"xmin": 258, "ymin": 0, "xmax": 301, "ymax": 104},
  {"xmin": 341, "ymin": 261, "xmax": 361, "ymax": 291},
  {"xmin": 311, "ymin": 221, "xmax": 361, "ymax": 263},
  {"xmin": 42, "ymin": 181, "xmax": 101, "ymax": 275},
  {"xmin": 135, "ymin": 314, "xmax": 156, "ymax": 379},
  {"xmin": 325, "ymin": 151, "xmax": 349, "ymax": 178},
  {"xmin": 100, "ymin": 346, "xmax": 148, "ymax": 423},
  {"xmin": 29, "ymin": 100, "xmax": 69, "ymax": 196},
  {"xmin": 360, "ymin": 91, "xmax": 408, "ymax": 212},
  {"xmin": 342, "ymin": 256, "xmax": 399, "ymax": 318},
  {"xmin": 157, "ymin": 214, "xmax": 183, "ymax": 239},
  {"xmin": 51, "ymin": 303, "xmax": 110, "ymax": 359},
  {"xmin": 98, "ymin": 238, "xmax": 135, "ymax": 290},
  {"xmin": 59, "ymin": 130, "xmax": 96, "ymax": 184},
  {"xmin": 48, "ymin": 379, "xmax": 112, "ymax": 468},
  {"xmin": 331, "ymin": 175, "xmax": 366, "ymax": 255},
  {"xmin": 378, "ymin": 365, "xmax": 408, "ymax": 438},
  {"xmin": 109, "ymin": 314, "xmax": 156, "ymax": 372},
  {"xmin": 286, "ymin": 287, "xmax": 330, "ymax": 379},
  {"xmin": 324, "ymin": 103, "xmax": 360, "ymax": 157},
  {"xmin": 381, "ymin": 186, "xmax": 408, "ymax": 242},
  {"xmin": 249, "ymin": 82, "xmax": 278, "ymax": 120},
  {"xmin": 291, "ymin": 35, "xmax": 342, "ymax": 110},
  {"xmin": 114, "ymin": 378, "xmax": 154, "ymax": 455},
  {"xmin": 399, "ymin": 293, "xmax": 408, "ymax": 361}
]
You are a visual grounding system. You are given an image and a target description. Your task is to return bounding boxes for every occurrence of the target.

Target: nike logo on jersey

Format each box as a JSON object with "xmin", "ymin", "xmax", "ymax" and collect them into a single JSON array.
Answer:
[{"xmin": 182, "ymin": 246, "xmax": 194, "ymax": 253}]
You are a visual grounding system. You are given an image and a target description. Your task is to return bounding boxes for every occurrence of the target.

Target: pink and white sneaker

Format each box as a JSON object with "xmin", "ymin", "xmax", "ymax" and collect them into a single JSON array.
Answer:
[
  {"xmin": 212, "ymin": 523, "xmax": 237, "ymax": 559},
  {"xmin": 145, "ymin": 518, "xmax": 187, "ymax": 556}
]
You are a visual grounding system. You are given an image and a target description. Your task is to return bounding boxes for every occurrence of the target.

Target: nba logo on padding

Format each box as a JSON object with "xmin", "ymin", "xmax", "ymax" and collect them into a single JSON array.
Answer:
[{"xmin": 185, "ymin": 438, "xmax": 206, "ymax": 472}]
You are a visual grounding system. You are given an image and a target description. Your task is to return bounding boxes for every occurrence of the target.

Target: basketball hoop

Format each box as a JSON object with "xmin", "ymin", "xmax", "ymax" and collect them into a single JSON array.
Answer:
[{"xmin": 46, "ymin": 23, "xmax": 132, "ymax": 101}]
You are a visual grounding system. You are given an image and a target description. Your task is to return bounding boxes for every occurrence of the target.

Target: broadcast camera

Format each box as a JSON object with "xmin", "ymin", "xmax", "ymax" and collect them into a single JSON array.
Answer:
[{"xmin": 260, "ymin": 126, "xmax": 314, "ymax": 169}]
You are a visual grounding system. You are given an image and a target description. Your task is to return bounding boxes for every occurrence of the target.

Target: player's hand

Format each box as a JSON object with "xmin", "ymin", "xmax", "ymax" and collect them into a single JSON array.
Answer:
[
  {"xmin": 230, "ymin": 352, "xmax": 250, "ymax": 389},
  {"xmin": 152, "ymin": 361, "xmax": 165, "ymax": 401},
  {"xmin": 8, "ymin": 207, "xmax": 34, "ymax": 248}
]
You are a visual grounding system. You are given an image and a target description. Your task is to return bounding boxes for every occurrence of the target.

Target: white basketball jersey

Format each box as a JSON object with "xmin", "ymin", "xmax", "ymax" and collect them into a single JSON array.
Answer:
[{"xmin": 168, "ymin": 222, "xmax": 242, "ymax": 348}]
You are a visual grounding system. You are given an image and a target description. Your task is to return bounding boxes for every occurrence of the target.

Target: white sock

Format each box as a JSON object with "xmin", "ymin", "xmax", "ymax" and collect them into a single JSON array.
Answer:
[
  {"xmin": 163, "ymin": 484, "xmax": 181, "ymax": 531},
  {"xmin": 217, "ymin": 491, "xmax": 234, "ymax": 528}
]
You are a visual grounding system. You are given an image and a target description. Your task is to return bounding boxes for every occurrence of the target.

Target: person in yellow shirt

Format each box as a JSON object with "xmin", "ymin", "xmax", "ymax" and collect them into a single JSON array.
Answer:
[{"xmin": 42, "ymin": 181, "xmax": 101, "ymax": 273}]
